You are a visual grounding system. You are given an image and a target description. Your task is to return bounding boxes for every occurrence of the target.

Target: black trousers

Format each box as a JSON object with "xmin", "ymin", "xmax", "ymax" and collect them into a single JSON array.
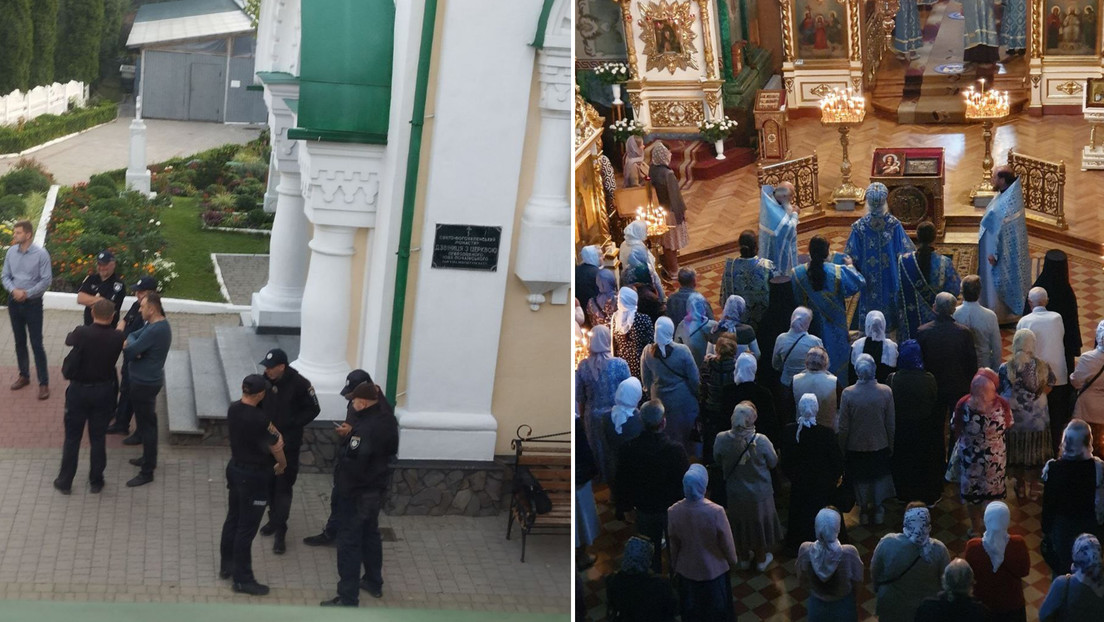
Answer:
[
  {"xmin": 131, "ymin": 381, "xmax": 162, "ymax": 475},
  {"xmin": 323, "ymin": 482, "xmax": 341, "ymax": 536},
  {"xmin": 1048, "ymin": 384, "xmax": 1074, "ymax": 457},
  {"xmin": 335, "ymin": 489, "xmax": 384, "ymax": 604},
  {"xmin": 58, "ymin": 381, "xmax": 116, "ymax": 487},
  {"xmin": 266, "ymin": 433, "xmax": 301, "ymax": 532},
  {"xmin": 219, "ymin": 462, "xmax": 273, "ymax": 584},
  {"xmin": 113, "ymin": 360, "xmax": 133, "ymax": 429}
]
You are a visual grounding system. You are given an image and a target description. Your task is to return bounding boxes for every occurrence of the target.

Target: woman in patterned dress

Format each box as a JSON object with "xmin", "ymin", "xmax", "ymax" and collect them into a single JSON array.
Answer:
[
  {"xmin": 720, "ymin": 230, "xmax": 775, "ymax": 334},
  {"xmin": 611, "ymin": 287, "xmax": 654, "ymax": 380},
  {"xmin": 586, "ymin": 268, "xmax": 618, "ymax": 329},
  {"xmin": 575, "ymin": 325, "xmax": 631, "ymax": 484},
  {"xmin": 953, "ymin": 368, "xmax": 1013, "ymax": 536},
  {"xmin": 999, "ymin": 328, "xmax": 1055, "ymax": 501}
]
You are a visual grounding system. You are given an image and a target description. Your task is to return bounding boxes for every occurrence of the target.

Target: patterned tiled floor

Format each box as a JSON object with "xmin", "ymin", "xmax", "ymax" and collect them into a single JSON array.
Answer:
[{"xmin": 581, "ymin": 231, "xmax": 1104, "ymax": 621}]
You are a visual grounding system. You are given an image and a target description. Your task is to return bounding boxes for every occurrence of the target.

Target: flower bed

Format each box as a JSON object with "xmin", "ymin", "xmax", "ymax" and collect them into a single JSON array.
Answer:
[
  {"xmin": 46, "ymin": 179, "xmax": 178, "ymax": 293},
  {"xmin": 0, "ymin": 100, "xmax": 118, "ymax": 154}
]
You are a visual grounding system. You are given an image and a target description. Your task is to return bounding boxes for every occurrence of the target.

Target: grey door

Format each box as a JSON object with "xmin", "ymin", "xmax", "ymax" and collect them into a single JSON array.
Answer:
[{"xmin": 187, "ymin": 62, "xmax": 224, "ymax": 122}]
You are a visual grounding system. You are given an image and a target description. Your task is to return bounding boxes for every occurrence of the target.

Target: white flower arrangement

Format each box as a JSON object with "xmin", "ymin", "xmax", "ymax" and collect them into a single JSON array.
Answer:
[
  {"xmin": 697, "ymin": 116, "xmax": 738, "ymax": 142},
  {"xmin": 609, "ymin": 118, "xmax": 646, "ymax": 141},
  {"xmin": 593, "ymin": 62, "xmax": 630, "ymax": 84}
]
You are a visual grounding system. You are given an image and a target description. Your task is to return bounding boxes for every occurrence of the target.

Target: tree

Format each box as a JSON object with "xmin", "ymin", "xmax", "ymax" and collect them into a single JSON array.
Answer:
[
  {"xmin": 30, "ymin": 0, "xmax": 59, "ymax": 86},
  {"xmin": 55, "ymin": 0, "xmax": 105, "ymax": 85},
  {"xmin": 100, "ymin": 0, "xmax": 124, "ymax": 79},
  {"xmin": 0, "ymin": 0, "xmax": 34, "ymax": 94}
]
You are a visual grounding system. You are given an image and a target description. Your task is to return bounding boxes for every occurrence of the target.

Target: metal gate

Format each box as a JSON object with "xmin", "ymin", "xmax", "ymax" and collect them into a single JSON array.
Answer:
[{"xmin": 187, "ymin": 61, "xmax": 224, "ymax": 122}]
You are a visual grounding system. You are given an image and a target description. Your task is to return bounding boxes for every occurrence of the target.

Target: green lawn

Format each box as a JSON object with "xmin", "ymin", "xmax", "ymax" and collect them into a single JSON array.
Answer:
[{"xmin": 159, "ymin": 196, "xmax": 269, "ymax": 301}]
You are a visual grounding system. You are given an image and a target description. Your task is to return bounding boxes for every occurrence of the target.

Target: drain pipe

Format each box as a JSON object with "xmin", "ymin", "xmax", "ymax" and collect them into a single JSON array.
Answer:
[{"xmin": 386, "ymin": 0, "xmax": 438, "ymax": 400}]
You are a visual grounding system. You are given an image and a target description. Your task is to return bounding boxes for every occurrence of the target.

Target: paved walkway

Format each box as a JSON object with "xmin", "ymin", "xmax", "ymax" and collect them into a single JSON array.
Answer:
[
  {"xmin": 0, "ymin": 309, "xmax": 569, "ymax": 615},
  {"xmin": 0, "ymin": 105, "xmax": 261, "ymax": 185},
  {"xmin": 213, "ymin": 254, "xmax": 269, "ymax": 305}
]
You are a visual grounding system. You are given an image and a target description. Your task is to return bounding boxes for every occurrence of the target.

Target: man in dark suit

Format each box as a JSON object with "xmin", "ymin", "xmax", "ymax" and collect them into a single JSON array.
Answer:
[
  {"xmin": 917, "ymin": 292, "xmax": 979, "ymax": 458},
  {"xmin": 614, "ymin": 400, "xmax": 689, "ymax": 574}
]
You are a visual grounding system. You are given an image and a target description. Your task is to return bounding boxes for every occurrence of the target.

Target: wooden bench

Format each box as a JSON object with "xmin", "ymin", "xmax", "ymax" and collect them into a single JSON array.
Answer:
[{"xmin": 505, "ymin": 425, "xmax": 571, "ymax": 562}]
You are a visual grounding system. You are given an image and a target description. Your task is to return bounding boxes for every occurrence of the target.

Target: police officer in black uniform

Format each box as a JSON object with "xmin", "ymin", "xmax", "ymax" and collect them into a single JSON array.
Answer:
[
  {"xmin": 257, "ymin": 348, "xmax": 320, "ymax": 554},
  {"xmin": 303, "ymin": 369, "xmax": 375, "ymax": 546},
  {"xmin": 54, "ymin": 299, "xmax": 124, "ymax": 494},
  {"xmin": 219, "ymin": 374, "xmax": 287, "ymax": 596},
  {"xmin": 106, "ymin": 276, "xmax": 157, "ymax": 442},
  {"xmin": 77, "ymin": 250, "xmax": 127, "ymax": 327},
  {"xmin": 321, "ymin": 381, "xmax": 399, "ymax": 607}
]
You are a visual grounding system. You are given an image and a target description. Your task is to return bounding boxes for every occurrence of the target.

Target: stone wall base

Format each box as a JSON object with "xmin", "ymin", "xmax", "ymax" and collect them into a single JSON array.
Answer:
[{"xmin": 172, "ymin": 422, "xmax": 511, "ymax": 517}]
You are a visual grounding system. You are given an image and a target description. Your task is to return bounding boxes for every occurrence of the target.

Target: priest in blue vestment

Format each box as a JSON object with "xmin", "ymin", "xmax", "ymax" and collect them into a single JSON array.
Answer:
[
  {"xmin": 979, "ymin": 166, "xmax": 1030, "ymax": 324},
  {"xmin": 1000, "ymin": 0, "xmax": 1028, "ymax": 53},
  {"xmin": 793, "ymin": 236, "xmax": 866, "ymax": 384},
  {"xmin": 963, "ymin": 0, "xmax": 1000, "ymax": 64},
  {"xmin": 894, "ymin": 0, "xmax": 924, "ymax": 58},
  {"xmin": 898, "ymin": 221, "xmax": 962, "ymax": 341},
  {"xmin": 759, "ymin": 182, "xmax": 799, "ymax": 276},
  {"xmin": 844, "ymin": 182, "xmax": 915, "ymax": 332}
]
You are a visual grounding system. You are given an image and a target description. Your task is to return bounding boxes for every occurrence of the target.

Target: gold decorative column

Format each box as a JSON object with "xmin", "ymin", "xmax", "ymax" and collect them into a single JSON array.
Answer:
[
  {"xmin": 963, "ymin": 79, "xmax": 1009, "ymax": 205},
  {"xmin": 819, "ymin": 88, "xmax": 866, "ymax": 207}
]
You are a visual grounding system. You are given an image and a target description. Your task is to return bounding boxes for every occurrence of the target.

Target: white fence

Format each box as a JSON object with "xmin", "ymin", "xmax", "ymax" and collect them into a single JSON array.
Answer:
[{"xmin": 0, "ymin": 81, "xmax": 88, "ymax": 127}]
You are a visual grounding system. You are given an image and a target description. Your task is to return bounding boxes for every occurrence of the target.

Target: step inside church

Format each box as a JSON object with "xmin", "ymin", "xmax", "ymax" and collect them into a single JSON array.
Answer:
[{"xmin": 574, "ymin": 0, "xmax": 1104, "ymax": 619}]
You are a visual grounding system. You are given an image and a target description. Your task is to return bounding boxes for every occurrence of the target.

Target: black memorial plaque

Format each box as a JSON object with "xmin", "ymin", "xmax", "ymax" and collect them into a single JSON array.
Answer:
[{"xmin": 431, "ymin": 224, "xmax": 502, "ymax": 272}]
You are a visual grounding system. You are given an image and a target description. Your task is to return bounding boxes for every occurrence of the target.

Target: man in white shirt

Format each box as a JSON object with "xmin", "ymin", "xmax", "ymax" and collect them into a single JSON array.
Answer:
[
  {"xmin": 1017, "ymin": 286, "xmax": 1070, "ymax": 453},
  {"xmin": 953, "ymin": 275, "xmax": 1003, "ymax": 371}
]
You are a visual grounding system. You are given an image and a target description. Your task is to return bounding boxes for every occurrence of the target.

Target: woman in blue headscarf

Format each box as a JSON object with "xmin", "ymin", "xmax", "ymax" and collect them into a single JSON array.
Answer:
[
  {"xmin": 641, "ymin": 317, "xmax": 700, "ymax": 456},
  {"xmin": 667, "ymin": 464, "xmax": 739, "ymax": 622},
  {"xmin": 586, "ymin": 268, "xmax": 619, "ymax": 328},
  {"xmin": 710, "ymin": 294, "xmax": 761, "ymax": 360},
  {"xmin": 887, "ymin": 340, "xmax": 943, "ymax": 506},
  {"xmin": 605, "ymin": 536, "xmax": 679, "ymax": 622},
  {"xmin": 674, "ymin": 292, "xmax": 717, "ymax": 369},
  {"xmin": 575, "ymin": 325, "xmax": 631, "ymax": 483}
]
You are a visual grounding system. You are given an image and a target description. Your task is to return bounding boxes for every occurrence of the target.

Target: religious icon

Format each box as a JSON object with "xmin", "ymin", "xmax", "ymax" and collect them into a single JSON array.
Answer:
[
  {"xmin": 877, "ymin": 153, "xmax": 903, "ymax": 176},
  {"xmin": 1045, "ymin": 0, "xmax": 1098, "ymax": 55},
  {"xmin": 653, "ymin": 19, "xmax": 682, "ymax": 54},
  {"xmin": 1086, "ymin": 78, "xmax": 1104, "ymax": 108},
  {"xmin": 793, "ymin": 0, "xmax": 848, "ymax": 59}
]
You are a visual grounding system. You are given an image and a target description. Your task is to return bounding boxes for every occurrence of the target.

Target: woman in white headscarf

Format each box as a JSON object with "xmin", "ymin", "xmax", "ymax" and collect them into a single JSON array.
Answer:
[
  {"xmin": 622, "ymin": 243, "xmax": 667, "ymax": 318},
  {"xmin": 620, "ymin": 220, "xmax": 657, "ymax": 280},
  {"xmin": 640, "ymin": 316, "xmax": 700, "ymax": 456},
  {"xmin": 575, "ymin": 325, "xmax": 631, "ymax": 484},
  {"xmin": 603, "ymin": 377, "xmax": 644, "ymax": 487},
  {"xmin": 999, "ymin": 328, "xmax": 1056, "ymax": 500},
  {"xmin": 622, "ymin": 135, "xmax": 648, "ymax": 188},
  {"xmin": 667, "ymin": 464, "xmax": 739, "ymax": 622},
  {"xmin": 1039, "ymin": 533, "xmax": 1104, "ymax": 620},
  {"xmin": 723, "ymin": 352, "xmax": 778, "ymax": 445},
  {"xmin": 611, "ymin": 287, "xmax": 654, "ymax": 379},
  {"xmin": 793, "ymin": 346, "xmax": 839, "ymax": 430},
  {"xmin": 709, "ymin": 294, "xmax": 761, "ymax": 360},
  {"xmin": 714, "ymin": 401, "xmax": 781, "ymax": 573},
  {"xmin": 848, "ymin": 310, "xmax": 898, "ymax": 385},
  {"xmin": 871, "ymin": 503, "xmax": 950, "ymax": 622},
  {"xmin": 796, "ymin": 507, "xmax": 864, "ymax": 621},
  {"xmin": 576, "ymin": 245, "xmax": 603, "ymax": 314},
  {"xmin": 1041, "ymin": 419, "xmax": 1104, "ymax": 578},
  {"xmin": 673, "ymin": 292, "xmax": 716, "ymax": 369},
  {"xmin": 1071, "ymin": 319, "xmax": 1104, "ymax": 454},
  {"xmin": 772, "ymin": 306, "xmax": 825, "ymax": 419},
  {"xmin": 964, "ymin": 501, "xmax": 1030, "ymax": 622},
  {"xmin": 648, "ymin": 141, "xmax": 688, "ymax": 279},
  {"xmin": 781, "ymin": 394, "xmax": 844, "ymax": 555},
  {"xmin": 838, "ymin": 353, "xmax": 897, "ymax": 526}
]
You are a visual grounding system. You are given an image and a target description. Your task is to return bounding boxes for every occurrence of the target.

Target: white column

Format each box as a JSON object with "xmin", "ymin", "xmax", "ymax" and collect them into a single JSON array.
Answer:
[
  {"xmin": 125, "ymin": 96, "xmax": 151, "ymax": 196},
  {"xmin": 292, "ymin": 223, "xmax": 355, "ymax": 395},
  {"xmin": 513, "ymin": 3, "xmax": 571, "ymax": 310},
  {"xmin": 251, "ymin": 88, "xmax": 309, "ymax": 329}
]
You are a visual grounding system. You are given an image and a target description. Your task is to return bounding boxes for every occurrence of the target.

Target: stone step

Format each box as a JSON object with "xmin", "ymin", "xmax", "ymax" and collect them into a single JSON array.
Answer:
[
  {"xmin": 214, "ymin": 325, "xmax": 300, "ymax": 401},
  {"xmin": 239, "ymin": 311, "xmax": 255, "ymax": 328},
  {"xmin": 190, "ymin": 337, "xmax": 231, "ymax": 420},
  {"xmin": 165, "ymin": 350, "xmax": 203, "ymax": 435}
]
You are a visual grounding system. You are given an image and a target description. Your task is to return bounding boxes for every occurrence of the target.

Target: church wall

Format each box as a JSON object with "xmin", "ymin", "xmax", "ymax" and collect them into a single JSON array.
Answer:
[{"xmin": 490, "ymin": 69, "xmax": 572, "ymax": 456}]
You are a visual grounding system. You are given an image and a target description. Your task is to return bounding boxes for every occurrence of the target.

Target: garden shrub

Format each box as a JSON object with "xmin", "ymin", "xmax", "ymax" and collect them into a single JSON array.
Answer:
[
  {"xmin": 245, "ymin": 208, "xmax": 272, "ymax": 229},
  {"xmin": 1, "ymin": 166, "xmax": 52, "ymax": 196},
  {"xmin": 87, "ymin": 172, "xmax": 118, "ymax": 191},
  {"xmin": 0, "ymin": 194, "xmax": 26, "ymax": 221},
  {"xmin": 86, "ymin": 184, "xmax": 117, "ymax": 200},
  {"xmin": 0, "ymin": 100, "xmax": 117, "ymax": 154}
]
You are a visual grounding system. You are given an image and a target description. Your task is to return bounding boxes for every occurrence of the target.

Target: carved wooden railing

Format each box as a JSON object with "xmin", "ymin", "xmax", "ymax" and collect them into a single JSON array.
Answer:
[
  {"xmin": 1007, "ymin": 149, "xmax": 1067, "ymax": 230},
  {"xmin": 864, "ymin": 5, "xmax": 889, "ymax": 87},
  {"xmin": 757, "ymin": 152, "xmax": 822, "ymax": 216}
]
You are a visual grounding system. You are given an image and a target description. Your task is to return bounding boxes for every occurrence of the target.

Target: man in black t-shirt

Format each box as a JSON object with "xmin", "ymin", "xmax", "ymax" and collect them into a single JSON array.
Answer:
[
  {"xmin": 219, "ymin": 374, "xmax": 287, "ymax": 596},
  {"xmin": 106, "ymin": 276, "xmax": 157, "ymax": 440},
  {"xmin": 54, "ymin": 299, "xmax": 124, "ymax": 495},
  {"xmin": 77, "ymin": 250, "xmax": 127, "ymax": 326}
]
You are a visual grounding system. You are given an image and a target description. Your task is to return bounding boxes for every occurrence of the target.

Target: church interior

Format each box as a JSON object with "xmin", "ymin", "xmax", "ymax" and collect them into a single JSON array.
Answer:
[{"xmin": 575, "ymin": 0, "xmax": 1104, "ymax": 618}]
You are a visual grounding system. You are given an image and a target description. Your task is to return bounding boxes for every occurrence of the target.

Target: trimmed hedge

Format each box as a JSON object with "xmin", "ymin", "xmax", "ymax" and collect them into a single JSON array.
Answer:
[{"xmin": 0, "ymin": 100, "xmax": 117, "ymax": 154}]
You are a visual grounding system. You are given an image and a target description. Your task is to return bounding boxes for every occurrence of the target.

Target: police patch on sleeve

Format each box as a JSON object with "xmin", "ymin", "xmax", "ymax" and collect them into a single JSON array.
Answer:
[
  {"xmin": 350, "ymin": 436, "xmax": 361, "ymax": 450},
  {"xmin": 114, "ymin": 282, "xmax": 123, "ymax": 292}
]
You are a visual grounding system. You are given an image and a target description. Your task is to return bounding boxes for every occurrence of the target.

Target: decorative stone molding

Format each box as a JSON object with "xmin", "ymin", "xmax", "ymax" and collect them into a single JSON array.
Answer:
[
  {"xmin": 256, "ymin": 0, "xmax": 301, "ymax": 76},
  {"xmin": 297, "ymin": 141, "xmax": 384, "ymax": 229}
]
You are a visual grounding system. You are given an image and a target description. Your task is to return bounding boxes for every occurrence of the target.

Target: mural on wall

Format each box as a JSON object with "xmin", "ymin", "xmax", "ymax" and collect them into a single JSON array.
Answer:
[
  {"xmin": 576, "ymin": 0, "xmax": 629, "ymax": 65},
  {"xmin": 1044, "ymin": 0, "xmax": 1098, "ymax": 55},
  {"xmin": 638, "ymin": 0, "xmax": 700, "ymax": 73},
  {"xmin": 793, "ymin": 0, "xmax": 848, "ymax": 59}
]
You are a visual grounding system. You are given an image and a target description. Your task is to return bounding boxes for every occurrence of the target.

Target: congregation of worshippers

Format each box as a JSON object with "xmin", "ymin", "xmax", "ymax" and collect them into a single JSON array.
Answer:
[{"xmin": 574, "ymin": 158, "xmax": 1104, "ymax": 621}]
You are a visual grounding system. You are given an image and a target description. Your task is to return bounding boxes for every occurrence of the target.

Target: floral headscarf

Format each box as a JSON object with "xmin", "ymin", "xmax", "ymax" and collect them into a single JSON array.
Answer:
[
  {"xmin": 717, "ymin": 295, "xmax": 747, "ymax": 333},
  {"xmin": 730, "ymin": 401, "xmax": 758, "ymax": 455},
  {"xmin": 651, "ymin": 141, "xmax": 672, "ymax": 167},
  {"xmin": 683, "ymin": 293, "xmax": 713, "ymax": 334},
  {"xmin": 621, "ymin": 536, "xmax": 654, "ymax": 574},
  {"xmin": 1008, "ymin": 328, "xmax": 1049, "ymax": 389},
  {"xmin": 897, "ymin": 339, "xmax": 923, "ymax": 370},
  {"xmin": 1096, "ymin": 319, "xmax": 1104, "ymax": 351},
  {"xmin": 903, "ymin": 506, "xmax": 936, "ymax": 563},
  {"xmin": 613, "ymin": 287, "xmax": 638, "ymax": 334},
  {"xmin": 1072, "ymin": 534, "xmax": 1104, "ymax": 590},
  {"xmin": 594, "ymin": 269, "xmax": 617, "ymax": 308}
]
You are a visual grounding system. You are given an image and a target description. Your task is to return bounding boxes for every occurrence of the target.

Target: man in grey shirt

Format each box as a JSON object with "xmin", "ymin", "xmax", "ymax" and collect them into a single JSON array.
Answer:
[
  {"xmin": 123, "ymin": 292, "xmax": 172, "ymax": 487},
  {"xmin": 1, "ymin": 220, "xmax": 52, "ymax": 399},
  {"xmin": 952, "ymin": 275, "xmax": 1002, "ymax": 371}
]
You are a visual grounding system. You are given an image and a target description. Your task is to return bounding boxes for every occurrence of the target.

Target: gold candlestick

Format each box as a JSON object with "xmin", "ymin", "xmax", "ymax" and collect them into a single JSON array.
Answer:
[
  {"xmin": 819, "ymin": 88, "xmax": 867, "ymax": 206},
  {"xmin": 963, "ymin": 79, "xmax": 1009, "ymax": 203}
]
